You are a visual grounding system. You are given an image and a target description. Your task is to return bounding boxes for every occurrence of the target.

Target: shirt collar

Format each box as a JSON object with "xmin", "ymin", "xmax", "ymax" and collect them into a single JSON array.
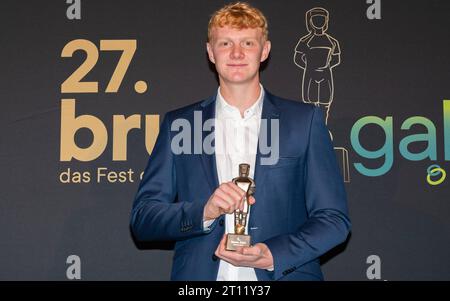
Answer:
[{"xmin": 216, "ymin": 84, "xmax": 264, "ymax": 120}]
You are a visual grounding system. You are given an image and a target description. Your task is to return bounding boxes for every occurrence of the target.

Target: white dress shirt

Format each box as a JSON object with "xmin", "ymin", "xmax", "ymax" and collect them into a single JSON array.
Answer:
[{"xmin": 213, "ymin": 85, "xmax": 264, "ymax": 281}]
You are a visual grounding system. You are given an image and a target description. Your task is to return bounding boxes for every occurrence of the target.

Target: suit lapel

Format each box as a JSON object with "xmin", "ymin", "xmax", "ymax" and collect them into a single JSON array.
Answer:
[
  {"xmin": 253, "ymin": 92, "xmax": 280, "ymax": 188},
  {"xmin": 249, "ymin": 92, "xmax": 280, "ymax": 238},
  {"xmin": 200, "ymin": 95, "xmax": 220, "ymax": 192}
]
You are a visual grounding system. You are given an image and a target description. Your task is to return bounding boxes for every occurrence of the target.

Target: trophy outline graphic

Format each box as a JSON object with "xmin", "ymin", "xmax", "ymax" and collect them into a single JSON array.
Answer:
[
  {"xmin": 294, "ymin": 7, "xmax": 340, "ymax": 126},
  {"xmin": 293, "ymin": 7, "xmax": 350, "ymax": 182}
]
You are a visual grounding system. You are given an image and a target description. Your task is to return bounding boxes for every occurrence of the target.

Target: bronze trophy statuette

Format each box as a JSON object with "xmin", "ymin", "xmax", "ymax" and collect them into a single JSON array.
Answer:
[{"xmin": 226, "ymin": 163, "xmax": 256, "ymax": 251}]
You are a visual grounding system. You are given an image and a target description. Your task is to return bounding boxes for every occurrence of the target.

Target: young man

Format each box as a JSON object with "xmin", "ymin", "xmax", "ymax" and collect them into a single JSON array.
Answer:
[{"xmin": 130, "ymin": 2, "xmax": 350, "ymax": 281}]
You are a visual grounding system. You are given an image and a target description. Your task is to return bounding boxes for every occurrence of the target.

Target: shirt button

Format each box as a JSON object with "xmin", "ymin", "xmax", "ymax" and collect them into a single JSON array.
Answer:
[{"xmin": 219, "ymin": 220, "xmax": 224, "ymax": 227}]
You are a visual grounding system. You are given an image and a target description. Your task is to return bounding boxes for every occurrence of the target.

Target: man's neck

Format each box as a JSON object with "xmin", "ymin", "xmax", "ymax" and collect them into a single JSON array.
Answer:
[{"xmin": 219, "ymin": 81, "xmax": 262, "ymax": 117}]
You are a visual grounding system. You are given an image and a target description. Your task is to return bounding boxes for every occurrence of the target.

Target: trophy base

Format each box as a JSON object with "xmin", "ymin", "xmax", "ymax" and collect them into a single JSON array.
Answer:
[{"xmin": 226, "ymin": 234, "xmax": 251, "ymax": 251}]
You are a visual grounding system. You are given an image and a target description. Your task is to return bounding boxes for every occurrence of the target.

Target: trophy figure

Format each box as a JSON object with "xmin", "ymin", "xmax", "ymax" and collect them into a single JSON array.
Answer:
[{"xmin": 226, "ymin": 163, "xmax": 255, "ymax": 251}]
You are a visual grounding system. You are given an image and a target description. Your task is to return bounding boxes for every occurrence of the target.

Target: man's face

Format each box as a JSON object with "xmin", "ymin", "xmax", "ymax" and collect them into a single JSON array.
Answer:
[{"xmin": 207, "ymin": 26, "xmax": 271, "ymax": 86}]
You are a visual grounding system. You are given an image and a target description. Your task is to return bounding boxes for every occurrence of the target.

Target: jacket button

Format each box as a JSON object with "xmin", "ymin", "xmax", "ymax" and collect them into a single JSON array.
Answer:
[
  {"xmin": 212, "ymin": 254, "xmax": 218, "ymax": 261},
  {"xmin": 219, "ymin": 220, "xmax": 224, "ymax": 227}
]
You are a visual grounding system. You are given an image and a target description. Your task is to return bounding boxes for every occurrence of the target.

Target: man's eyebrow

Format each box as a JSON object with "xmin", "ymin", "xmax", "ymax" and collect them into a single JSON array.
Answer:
[{"xmin": 217, "ymin": 37, "xmax": 258, "ymax": 41}]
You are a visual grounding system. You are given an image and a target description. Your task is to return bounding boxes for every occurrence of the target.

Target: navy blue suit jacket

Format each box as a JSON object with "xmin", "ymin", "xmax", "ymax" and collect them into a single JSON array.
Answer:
[{"xmin": 130, "ymin": 91, "xmax": 351, "ymax": 280}]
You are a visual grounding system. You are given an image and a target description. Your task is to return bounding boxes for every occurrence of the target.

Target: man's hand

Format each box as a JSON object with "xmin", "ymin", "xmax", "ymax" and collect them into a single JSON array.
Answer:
[
  {"xmin": 215, "ymin": 234, "xmax": 274, "ymax": 270},
  {"xmin": 203, "ymin": 182, "xmax": 256, "ymax": 221}
]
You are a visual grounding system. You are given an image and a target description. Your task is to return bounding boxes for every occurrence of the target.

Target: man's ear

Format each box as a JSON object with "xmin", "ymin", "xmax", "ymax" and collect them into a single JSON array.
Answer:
[
  {"xmin": 206, "ymin": 43, "xmax": 215, "ymax": 64},
  {"xmin": 260, "ymin": 40, "xmax": 271, "ymax": 62}
]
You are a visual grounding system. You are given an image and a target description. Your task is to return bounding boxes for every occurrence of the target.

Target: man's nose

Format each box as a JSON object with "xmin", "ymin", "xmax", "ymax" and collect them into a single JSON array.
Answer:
[{"xmin": 230, "ymin": 45, "xmax": 244, "ymax": 59}]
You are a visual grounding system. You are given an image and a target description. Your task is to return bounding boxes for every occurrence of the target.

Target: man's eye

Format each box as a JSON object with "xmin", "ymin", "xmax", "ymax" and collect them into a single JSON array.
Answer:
[
  {"xmin": 244, "ymin": 41, "xmax": 254, "ymax": 47},
  {"xmin": 221, "ymin": 42, "xmax": 229, "ymax": 46}
]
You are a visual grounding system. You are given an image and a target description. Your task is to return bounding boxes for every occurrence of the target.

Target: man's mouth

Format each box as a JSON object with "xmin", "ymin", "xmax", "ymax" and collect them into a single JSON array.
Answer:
[{"xmin": 227, "ymin": 64, "xmax": 248, "ymax": 67}]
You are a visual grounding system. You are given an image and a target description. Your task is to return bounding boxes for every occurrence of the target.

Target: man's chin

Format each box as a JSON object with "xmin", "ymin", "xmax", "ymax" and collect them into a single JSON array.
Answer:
[{"xmin": 222, "ymin": 75, "xmax": 253, "ymax": 84}]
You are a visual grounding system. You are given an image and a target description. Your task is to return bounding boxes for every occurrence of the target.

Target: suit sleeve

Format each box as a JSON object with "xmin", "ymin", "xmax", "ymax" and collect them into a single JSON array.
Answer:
[
  {"xmin": 130, "ymin": 112, "xmax": 208, "ymax": 241},
  {"xmin": 264, "ymin": 106, "xmax": 351, "ymax": 280}
]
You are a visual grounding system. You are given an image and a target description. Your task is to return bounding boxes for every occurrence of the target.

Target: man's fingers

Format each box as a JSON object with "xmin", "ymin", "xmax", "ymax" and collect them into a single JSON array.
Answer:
[
  {"xmin": 208, "ymin": 183, "xmax": 256, "ymax": 228},
  {"xmin": 241, "ymin": 245, "xmax": 261, "ymax": 257},
  {"xmin": 216, "ymin": 234, "xmax": 228, "ymax": 257},
  {"xmin": 225, "ymin": 182, "xmax": 246, "ymax": 198},
  {"xmin": 216, "ymin": 197, "xmax": 235, "ymax": 214},
  {"xmin": 218, "ymin": 184, "xmax": 242, "ymax": 206},
  {"xmin": 239, "ymin": 195, "xmax": 255, "ymax": 211},
  {"xmin": 214, "ymin": 190, "xmax": 236, "ymax": 212},
  {"xmin": 234, "ymin": 246, "xmax": 244, "ymax": 254},
  {"xmin": 220, "ymin": 233, "xmax": 227, "ymax": 245},
  {"xmin": 221, "ymin": 182, "xmax": 244, "ymax": 199},
  {"xmin": 239, "ymin": 200, "xmax": 244, "ymax": 211}
]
